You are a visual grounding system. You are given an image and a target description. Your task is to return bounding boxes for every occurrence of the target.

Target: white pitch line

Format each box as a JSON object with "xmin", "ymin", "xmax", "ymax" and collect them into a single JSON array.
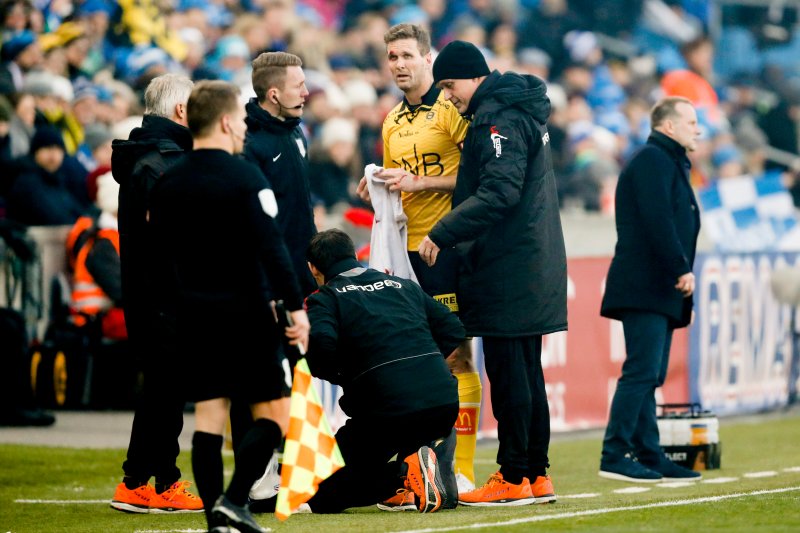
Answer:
[
  {"xmin": 613, "ymin": 487, "xmax": 651, "ymax": 494},
  {"xmin": 134, "ymin": 529, "xmax": 207, "ymax": 533},
  {"xmin": 558, "ymin": 493, "xmax": 600, "ymax": 499},
  {"xmin": 390, "ymin": 486, "xmax": 800, "ymax": 533},
  {"xmin": 783, "ymin": 467, "xmax": 800, "ymax": 473},
  {"xmin": 15, "ymin": 499, "xmax": 109, "ymax": 504},
  {"xmin": 701, "ymin": 477, "xmax": 739, "ymax": 484},
  {"xmin": 744, "ymin": 471, "xmax": 778, "ymax": 478},
  {"xmin": 657, "ymin": 482, "xmax": 696, "ymax": 488}
]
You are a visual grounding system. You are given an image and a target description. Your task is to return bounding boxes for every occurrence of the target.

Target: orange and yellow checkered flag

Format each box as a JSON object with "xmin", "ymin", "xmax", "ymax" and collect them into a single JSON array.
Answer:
[{"xmin": 275, "ymin": 358, "xmax": 345, "ymax": 520}]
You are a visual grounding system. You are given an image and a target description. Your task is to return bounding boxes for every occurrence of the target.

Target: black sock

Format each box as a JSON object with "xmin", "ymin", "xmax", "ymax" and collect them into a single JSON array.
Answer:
[
  {"xmin": 529, "ymin": 468, "xmax": 547, "ymax": 480},
  {"xmin": 192, "ymin": 431, "xmax": 224, "ymax": 524},
  {"xmin": 154, "ymin": 479, "xmax": 178, "ymax": 494},
  {"xmin": 122, "ymin": 476, "xmax": 148, "ymax": 490},
  {"xmin": 225, "ymin": 418, "xmax": 282, "ymax": 506},
  {"xmin": 498, "ymin": 467, "xmax": 525, "ymax": 485}
]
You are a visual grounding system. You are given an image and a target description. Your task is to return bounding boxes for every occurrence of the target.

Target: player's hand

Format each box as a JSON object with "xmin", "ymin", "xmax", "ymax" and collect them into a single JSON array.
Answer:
[
  {"xmin": 445, "ymin": 341, "xmax": 475, "ymax": 374},
  {"xmin": 375, "ymin": 167, "xmax": 424, "ymax": 192},
  {"xmin": 675, "ymin": 272, "xmax": 695, "ymax": 297},
  {"xmin": 418, "ymin": 235, "xmax": 440, "ymax": 267},
  {"xmin": 285, "ymin": 309, "xmax": 310, "ymax": 353},
  {"xmin": 356, "ymin": 176, "xmax": 371, "ymax": 204}
]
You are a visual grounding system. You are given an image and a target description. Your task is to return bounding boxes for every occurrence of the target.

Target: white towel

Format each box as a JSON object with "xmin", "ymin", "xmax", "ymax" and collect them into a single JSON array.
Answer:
[{"xmin": 365, "ymin": 164, "xmax": 418, "ymax": 283}]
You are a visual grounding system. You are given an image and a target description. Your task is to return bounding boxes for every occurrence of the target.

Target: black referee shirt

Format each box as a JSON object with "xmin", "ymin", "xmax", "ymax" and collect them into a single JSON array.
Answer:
[{"xmin": 149, "ymin": 149, "xmax": 303, "ymax": 314}]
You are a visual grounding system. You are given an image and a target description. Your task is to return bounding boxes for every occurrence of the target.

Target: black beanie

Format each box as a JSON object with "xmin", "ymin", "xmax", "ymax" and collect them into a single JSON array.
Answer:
[
  {"xmin": 30, "ymin": 126, "xmax": 65, "ymax": 154},
  {"xmin": 433, "ymin": 41, "xmax": 490, "ymax": 85}
]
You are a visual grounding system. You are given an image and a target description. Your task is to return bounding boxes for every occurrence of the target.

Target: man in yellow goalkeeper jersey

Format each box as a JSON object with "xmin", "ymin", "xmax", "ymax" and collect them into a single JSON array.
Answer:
[{"xmin": 357, "ymin": 23, "xmax": 482, "ymax": 507}]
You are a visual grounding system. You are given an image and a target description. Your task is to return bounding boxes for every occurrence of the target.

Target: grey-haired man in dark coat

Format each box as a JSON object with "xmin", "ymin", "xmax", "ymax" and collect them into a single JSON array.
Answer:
[{"xmin": 599, "ymin": 96, "xmax": 702, "ymax": 483}]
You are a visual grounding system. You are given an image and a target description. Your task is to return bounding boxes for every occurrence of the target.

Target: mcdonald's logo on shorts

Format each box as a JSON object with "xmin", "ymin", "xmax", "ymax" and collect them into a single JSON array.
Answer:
[{"xmin": 455, "ymin": 407, "xmax": 477, "ymax": 435}]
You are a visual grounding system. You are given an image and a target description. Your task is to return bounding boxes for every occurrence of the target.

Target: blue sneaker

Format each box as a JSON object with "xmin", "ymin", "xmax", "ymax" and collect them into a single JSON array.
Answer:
[
  {"xmin": 646, "ymin": 459, "xmax": 702, "ymax": 481},
  {"xmin": 599, "ymin": 454, "xmax": 662, "ymax": 483}
]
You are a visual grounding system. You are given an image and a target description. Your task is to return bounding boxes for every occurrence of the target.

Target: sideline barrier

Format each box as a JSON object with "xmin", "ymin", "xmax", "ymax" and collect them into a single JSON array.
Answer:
[
  {"xmin": 6, "ymin": 226, "xmax": 796, "ymax": 429},
  {"xmin": 690, "ymin": 251, "xmax": 799, "ymax": 415},
  {"xmin": 317, "ymin": 252, "xmax": 798, "ymax": 434},
  {"xmin": 316, "ymin": 257, "xmax": 691, "ymax": 434}
]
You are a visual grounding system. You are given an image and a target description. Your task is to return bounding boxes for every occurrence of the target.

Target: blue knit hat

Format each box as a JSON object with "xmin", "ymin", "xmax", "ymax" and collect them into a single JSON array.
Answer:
[{"xmin": 1, "ymin": 30, "xmax": 36, "ymax": 62}]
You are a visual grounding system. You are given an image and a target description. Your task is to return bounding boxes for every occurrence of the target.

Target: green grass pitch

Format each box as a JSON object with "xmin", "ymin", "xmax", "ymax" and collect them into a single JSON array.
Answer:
[{"xmin": 1, "ymin": 413, "xmax": 799, "ymax": 532}]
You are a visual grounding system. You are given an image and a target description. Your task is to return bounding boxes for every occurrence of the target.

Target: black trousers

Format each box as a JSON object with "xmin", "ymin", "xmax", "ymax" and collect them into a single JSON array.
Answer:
[
  {"xmin": 602, "ymin": 311, "xmax": 672, "ymax": 466},
  {"xmin": 307, "ymin": 402, "xmax": 458, "ymax": 513},
  {"xmin": 122, "ymin": 341, "xmax": 184, "ymax": 485},
  {"xmin": 483, "ymin": 335, "xmax": 550, "ymax": 480}
]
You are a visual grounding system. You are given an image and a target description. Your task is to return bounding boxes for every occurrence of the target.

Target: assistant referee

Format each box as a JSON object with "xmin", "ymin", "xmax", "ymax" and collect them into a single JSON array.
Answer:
[{"xmin": 149, "ymin": 80, "xmax": 309, "ymax": 533}]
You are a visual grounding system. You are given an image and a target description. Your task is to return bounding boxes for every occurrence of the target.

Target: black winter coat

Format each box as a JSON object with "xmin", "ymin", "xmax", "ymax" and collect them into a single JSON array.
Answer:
[
  {"xmin": 243, "ymin": 99, "xmax": 317, "ymax": 296},
  {"xmin": 5, "ymin": 158, "xmax": 85, "ymax": 226},
  {"xmin": 111, "ymin": 115, "xmax": 192, "ymax": 343},
  {"xmin": 429, "ymin": 71, "xmax": 568, "ymax": 337},
  {"xmin": 600, "ymin": 131, "xmax": 701, "ymax": 328},
  {"xmin": 305, "ymin": 259, "xmax": 463, "ymax": 418}
]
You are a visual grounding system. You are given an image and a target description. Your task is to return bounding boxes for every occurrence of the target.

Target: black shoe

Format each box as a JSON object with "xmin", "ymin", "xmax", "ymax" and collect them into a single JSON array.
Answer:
[
  {"xmin": 212, "ymin": 495, "xmax": 270, "ymax": 533},
  {"xmin": 646, "ymin": 459, "xmax": 702, "ymax": 481},
  {"xmin": 431, "ymin": 429, "xmax": 458, "ymax": 509},
  {"xmin": 599, "ymin": 454, "xmax": 662, "ymax": 483},
  {"xmin": 247, "ymin": 495, "xmax": 276, "ymax": 514},
  {"xmin": 0, "ymin": 407, "xmax": 56, "ymax": 427}
]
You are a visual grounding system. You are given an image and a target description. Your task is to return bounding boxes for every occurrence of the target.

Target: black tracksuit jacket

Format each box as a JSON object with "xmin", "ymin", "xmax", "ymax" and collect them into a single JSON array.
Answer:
[
  {"xmin": 305, "ymin": 259, "xmax": 464, "ymax": 419},
  {"xmin": 242, "ymin": 99, "xmax": 317, "ymax": 296}
]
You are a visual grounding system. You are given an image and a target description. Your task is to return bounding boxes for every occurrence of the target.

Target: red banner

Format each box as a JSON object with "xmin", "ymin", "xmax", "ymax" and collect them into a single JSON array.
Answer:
[{"xmin": 478, "ymin": 257, "xmax": 690, "ymax": 435}]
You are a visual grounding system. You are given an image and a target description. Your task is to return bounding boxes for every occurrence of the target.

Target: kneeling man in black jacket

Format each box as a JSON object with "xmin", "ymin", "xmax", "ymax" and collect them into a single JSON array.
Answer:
[{"xmin": 304, "ymin": 229, "xmax": 463, "ymax": 514}]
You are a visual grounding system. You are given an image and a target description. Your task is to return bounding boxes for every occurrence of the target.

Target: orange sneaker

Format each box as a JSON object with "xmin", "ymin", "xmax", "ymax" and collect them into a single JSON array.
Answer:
[
  {"xmin": 458, "ymin": 472, "xmax": 535, "ymax": 507},
  {"xmin": 403, "ymin": 446, "xmax": 444, "ymax": 513},
  {"xmin": 531, "ymin": 475, "xmax": 556, "ymax": 504},
  {"xmin": 377, "ymin": 488, "xmax": 417, "ymax": 512},
  {"xmin": 111, "ymin": 482, "xmax": 155, "ymax": 513},
  {"xmin": 150, "ymin": 480, "xmax": 204, "ymax": 513}
]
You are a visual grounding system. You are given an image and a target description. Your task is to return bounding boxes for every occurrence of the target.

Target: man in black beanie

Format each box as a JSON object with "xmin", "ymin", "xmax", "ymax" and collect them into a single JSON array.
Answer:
[
  {"xmin": 420, "ymin": 40, "xmax": 568, "ymax": 506},
  {"xmin": 5, "ymin": 126, "xmax": 84, "ymax": 225}
]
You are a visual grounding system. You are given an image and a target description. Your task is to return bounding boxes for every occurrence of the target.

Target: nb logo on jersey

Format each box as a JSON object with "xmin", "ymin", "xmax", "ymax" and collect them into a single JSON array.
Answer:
[
  {"xmin": 542, "ymin": 132, "xmax": 550, "ymax": 146},
  {"xmin": 335, "ymin": 280, "xmax": 402, "ymax": 293},
  {"xmin": 490, "ymin": 125, "xmax": 507, "ymax": 158}
]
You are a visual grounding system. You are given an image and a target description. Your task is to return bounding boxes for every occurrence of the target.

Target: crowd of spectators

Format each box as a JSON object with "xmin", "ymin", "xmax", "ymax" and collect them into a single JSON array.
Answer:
[{"xmin": 2, "ymin": 0, "xmax": 800, "ymax": 229}]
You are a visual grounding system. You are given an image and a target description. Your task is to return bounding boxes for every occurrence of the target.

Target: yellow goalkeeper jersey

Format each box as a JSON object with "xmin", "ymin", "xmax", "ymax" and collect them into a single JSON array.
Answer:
[{"xmin": 382, "ymin": 86, "xmax": 469, "ymax": 250}]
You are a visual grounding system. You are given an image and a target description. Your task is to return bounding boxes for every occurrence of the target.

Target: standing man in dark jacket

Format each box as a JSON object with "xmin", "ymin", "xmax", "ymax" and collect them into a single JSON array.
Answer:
[
  {"xmin": 304, "ymin": 229, "xmax": 462, "ymax": 514},
  {"xmin": 599, "ymin": 96, "xmax": 702, "ymax": 483},
  {"xmin": 150, "ymin": 80, "xmax": 309, "ymax": 533},
  {"xmin": 243, "ymin": 51, "xmax": 317, "ymax": 297},
  {"xmin": 237, "ymin": 52, "xmax": 317, "ymax": 484},
  {"xmin": 109, "ymin": 73, "xmax": 203, "ymax": 513},
  {"xmin": 422, "ymin": 41, "xmax": 567, "ymax": 506}
]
